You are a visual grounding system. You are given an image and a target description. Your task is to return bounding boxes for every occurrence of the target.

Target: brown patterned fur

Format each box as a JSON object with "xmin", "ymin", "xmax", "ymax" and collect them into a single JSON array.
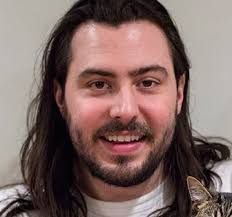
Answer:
[{"xmin": 187, "ymin": 176, "xmax": 232, "ymax": 217}]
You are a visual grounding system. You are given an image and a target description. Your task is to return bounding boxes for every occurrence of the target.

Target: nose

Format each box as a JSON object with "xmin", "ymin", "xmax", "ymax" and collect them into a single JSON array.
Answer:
[{"xmin": 109, "ymin": 87, "xmax": 139, "ymax": 124}]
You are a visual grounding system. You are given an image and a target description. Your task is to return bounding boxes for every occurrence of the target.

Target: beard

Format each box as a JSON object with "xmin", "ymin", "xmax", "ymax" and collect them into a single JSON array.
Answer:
[{"xmin": 66, "ymin": 111, "xmax": 177, "ymax": 187}]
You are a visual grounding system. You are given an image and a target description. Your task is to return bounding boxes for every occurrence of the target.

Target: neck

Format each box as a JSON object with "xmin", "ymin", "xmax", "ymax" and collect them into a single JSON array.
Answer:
[{"xmin": 76, "ymin": 163, "xmax": 165, "ymax": 202}]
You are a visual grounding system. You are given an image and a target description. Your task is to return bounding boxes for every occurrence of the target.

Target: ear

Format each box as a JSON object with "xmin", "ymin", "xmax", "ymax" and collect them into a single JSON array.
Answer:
[
  {"xmin": 176, "ymin": 74, "xmax": 185, "ymax": 115},
  {"xmin": 53, "ymin": 80, "xmax": 65, "ymax": 117},
  {"xmin": 187, "ymin": 176, "xmax": 212, "ymax": 203}
]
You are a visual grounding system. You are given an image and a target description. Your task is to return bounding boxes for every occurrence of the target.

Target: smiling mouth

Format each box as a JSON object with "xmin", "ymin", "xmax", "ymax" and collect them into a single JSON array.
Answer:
[
  {"xmin": 100, "ymin": 134, "xmax": 146, "ymax": 144},
  {"xmin": 96, "ymin": 132, "xmax": 147, "ymax": 155}
]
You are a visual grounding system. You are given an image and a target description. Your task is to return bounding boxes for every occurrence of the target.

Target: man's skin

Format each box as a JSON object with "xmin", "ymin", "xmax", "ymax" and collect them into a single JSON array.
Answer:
[{"xmin": 54, "ymin": 21, "xmax": 185, "ymax": 202}]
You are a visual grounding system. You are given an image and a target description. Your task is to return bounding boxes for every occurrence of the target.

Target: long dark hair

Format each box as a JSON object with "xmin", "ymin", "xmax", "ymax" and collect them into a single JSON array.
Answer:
[{"xmin": 1, "ymin": 0, "xmax": 231, "ymax": 217}]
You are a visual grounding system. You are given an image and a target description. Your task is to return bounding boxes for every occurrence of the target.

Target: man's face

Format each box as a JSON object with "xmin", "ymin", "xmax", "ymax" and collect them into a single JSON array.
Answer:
[{"xmin": 55, "ymin": 21, "xmax": 185, "ymax": 187}]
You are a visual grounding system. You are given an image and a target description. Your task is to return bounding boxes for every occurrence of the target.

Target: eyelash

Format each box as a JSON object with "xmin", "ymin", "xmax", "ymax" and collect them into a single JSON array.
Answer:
[
  {"xmin": 137, "ymin": 79, "xmax": 160, "ymax": 88},
  {"xmin": 88, "ymin": 80, "xmax": 111, "ymax": 90},
  {"xmin": 87, "ymin": 79, "xmax": 160, "ymax": 91}
]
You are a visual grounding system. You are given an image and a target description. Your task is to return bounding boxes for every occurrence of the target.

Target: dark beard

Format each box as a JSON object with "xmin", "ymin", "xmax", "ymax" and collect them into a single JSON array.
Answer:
[
  {"xmin": 69, "ymin": 116, "xmax": 176, "ymax": 187},
  {"xmin": 78, "ymin": 146, "xmax": 164, "ymax": 187}
]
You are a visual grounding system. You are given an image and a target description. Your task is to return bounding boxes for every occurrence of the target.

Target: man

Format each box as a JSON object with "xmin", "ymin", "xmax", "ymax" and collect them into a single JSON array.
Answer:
[{"xmin": 0, "ymin": 0, "xmax": 231, "ymax": 217}]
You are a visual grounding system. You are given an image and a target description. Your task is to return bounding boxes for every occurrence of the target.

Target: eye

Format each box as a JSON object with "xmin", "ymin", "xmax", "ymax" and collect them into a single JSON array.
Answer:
[
  {"xmin": 138, "ymin": 79, "xmax": 159, "ymax": 88},
  {"xmin": 89, "ymin": 81, "xmax": 111, "ymax": 90}
]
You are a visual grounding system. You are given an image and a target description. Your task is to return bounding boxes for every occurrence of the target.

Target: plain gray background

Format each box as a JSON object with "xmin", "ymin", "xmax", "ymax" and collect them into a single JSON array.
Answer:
[{"xmin": 0, "ymin": 1, "xmax": 231, "ymax": 185}]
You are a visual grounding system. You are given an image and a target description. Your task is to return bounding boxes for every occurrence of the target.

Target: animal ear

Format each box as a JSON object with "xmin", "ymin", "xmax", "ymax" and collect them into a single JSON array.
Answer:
[{"xmin": 187, "ymin": 176, "xmax": 213, "ymax": 203}]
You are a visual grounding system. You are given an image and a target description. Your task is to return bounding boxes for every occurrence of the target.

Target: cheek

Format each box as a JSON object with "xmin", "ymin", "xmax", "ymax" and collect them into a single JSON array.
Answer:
[
  {"xmin": 140, "ymin": 95, "xmax": 177, "ymax": 132},
  {"xmin": 65, "ymin": 93, "xmax": 108, "ymax": 134}
]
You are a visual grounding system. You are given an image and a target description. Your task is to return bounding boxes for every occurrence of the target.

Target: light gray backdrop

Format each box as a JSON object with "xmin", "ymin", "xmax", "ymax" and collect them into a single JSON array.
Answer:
[{"xmin": 0, "ymin": 1, "xmax": 231, "ymax": 185}]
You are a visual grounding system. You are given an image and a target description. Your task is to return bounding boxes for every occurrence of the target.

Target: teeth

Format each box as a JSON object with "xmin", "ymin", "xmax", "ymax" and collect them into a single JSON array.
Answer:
[
  {"xmin": 125, "ymin": 136, "xmax": 131, "ymax": 142},
  {"xmin": 108, "ymin": 136, "xmax": 113, "ymax": 142},
  {"xmin": 105, "ymin": 135, "xmax": 142, "ymax": 142},
  {"xmin": 134, "ymin": 136, "xmax": 139, "ymax": 141},
  {"xmin": 118, "ymin": 136, "xmax": 124, "ymax": 142}
]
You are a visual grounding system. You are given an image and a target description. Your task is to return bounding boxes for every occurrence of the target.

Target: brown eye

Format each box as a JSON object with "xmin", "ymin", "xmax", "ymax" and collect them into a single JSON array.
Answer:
[
  {"xmin": 142, "ymin": 80, "xmax": 154, "ymax": 87},
  {"xmin": 94, "ymin": 81, "xmax": 105, "ymax": 89},
  {"xmin": 89, "ymin": 81, "xmax": 111, "ymax": 90},
  {"xmin": 138, "ymin": 79, "xmax": 158, "ymax": 88}
]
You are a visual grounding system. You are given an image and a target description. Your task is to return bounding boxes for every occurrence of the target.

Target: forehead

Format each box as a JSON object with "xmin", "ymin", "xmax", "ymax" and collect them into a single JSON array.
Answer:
[{"xmin": 70, "ymin": 21, "xmax": 173, "ymax": 74}]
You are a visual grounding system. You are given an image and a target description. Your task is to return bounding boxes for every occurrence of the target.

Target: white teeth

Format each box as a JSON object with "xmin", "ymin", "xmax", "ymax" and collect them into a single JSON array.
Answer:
[
  {"xmin": 125, "ymin": 136, "xmax": 131, "ymax": 142},
  {"xmin": 135, "ymin": 136, "xmax": 139, "ymax": 141},
  {"xmin": 105, "ymin": 135, "xmax": 142, "ymax": 142},
  {"xmin": 118, "ymin": 136, "xmax": 124, "ymax": 142},
  {"xmin": 108, "ymin": 136, "xmax": 113, "ymax": 142}
]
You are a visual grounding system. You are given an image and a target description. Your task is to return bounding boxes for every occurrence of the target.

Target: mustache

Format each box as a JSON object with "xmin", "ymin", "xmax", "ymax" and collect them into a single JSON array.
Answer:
[{"xmin": 93, "ymin": 119, "xmax": 154, "ymax": 141}]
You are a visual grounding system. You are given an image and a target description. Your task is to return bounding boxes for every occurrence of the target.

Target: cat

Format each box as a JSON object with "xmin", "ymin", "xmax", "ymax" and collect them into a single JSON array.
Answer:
[{"xmin": 187, "ymin": 176, "xmax": 232, "ymax": 217}]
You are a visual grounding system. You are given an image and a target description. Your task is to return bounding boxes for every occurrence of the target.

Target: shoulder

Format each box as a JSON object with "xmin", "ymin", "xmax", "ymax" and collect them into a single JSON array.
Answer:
[
  {"xmin": 0, "ymin": 184, "xmax": 28, "ymax": 208},
  {"xmin": 211, "ymin": 159, "xmax": 232, "ymax": 193},
  {"xmin": 0, "ymin": 184, "xmax": 41, "ymax": 217}
]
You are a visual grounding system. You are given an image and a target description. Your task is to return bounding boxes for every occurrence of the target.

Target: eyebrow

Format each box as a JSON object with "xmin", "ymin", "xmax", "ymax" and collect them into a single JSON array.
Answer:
[
  {"xmin": 78, "ymin": 64, "xmax": 168, "ymax": 79},
  {"xmin": 129, "ymin": 65, "xmax": 168, "ymax": 77},
  {"xmin": 78, "ymin": 68, "xmax": 116, "ymax": 78}
]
